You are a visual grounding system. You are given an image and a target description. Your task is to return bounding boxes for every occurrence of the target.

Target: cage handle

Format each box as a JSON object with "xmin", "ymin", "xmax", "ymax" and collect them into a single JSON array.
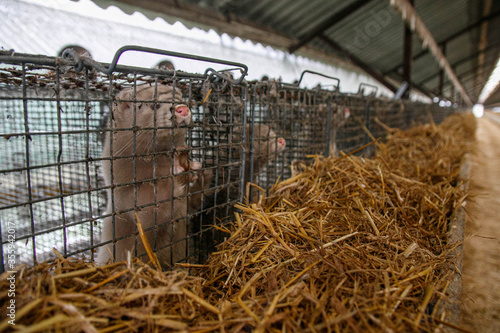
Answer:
[
  {"xmin": 65, "ymin": 45, "xmax": 249, "ymax": 84},
  {"xmin": 297, "ymin": 70, "xmax": 340, "ymax": 91},
  {"xmin": 357, "ymin": 83, "xmax": 378, "ymax": 96},
  {"xmin": 204, "ymin": 67, "xmax": 244, "ymax": 86}
]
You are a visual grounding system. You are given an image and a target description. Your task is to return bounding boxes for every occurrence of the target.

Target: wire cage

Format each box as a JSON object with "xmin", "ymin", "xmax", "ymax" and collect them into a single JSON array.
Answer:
[{"xmin": 0, "ymin": 46, "xmax": 463, "ymax": 271}]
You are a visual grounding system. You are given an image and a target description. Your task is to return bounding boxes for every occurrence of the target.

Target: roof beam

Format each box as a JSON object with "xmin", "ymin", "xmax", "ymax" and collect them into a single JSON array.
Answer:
[
  {"xmin": 389, "ymin": 0, "xmax": 473, "ymax": 106},
  {"xmin": 428, "ymin": 63, "xmax": 500, "ymax": 104},
  {"xmin": 384, "ymin": 9, "xmax": 500, "ymax": 76},
  {"xmin": 484, "ymin": 82, "xmax": 500, "ymax": 106},
  {"xmin": 318, "ymin": 34, "xmax": 398, "ymax": 93},
  {"xmin": 430, "ymin": 60, "xmax": 498, "ymax": 94},
  {"xmin": 288, "ymin": 0, "xmax": 374, "ymax": 54},
  {"xmin": 417, "ymin": 42, "xmax": 500, "ymax": 86}
]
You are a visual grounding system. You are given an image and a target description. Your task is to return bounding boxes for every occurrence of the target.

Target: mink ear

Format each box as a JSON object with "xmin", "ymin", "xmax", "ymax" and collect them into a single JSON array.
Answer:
[{"xmin": 115, "ymin": 88, "xmax": 134, "ymax": 111}]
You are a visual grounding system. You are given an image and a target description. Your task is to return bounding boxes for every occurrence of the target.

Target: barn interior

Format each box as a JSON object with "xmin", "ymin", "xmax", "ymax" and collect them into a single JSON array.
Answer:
[{"xmin": 0, "ymin": 0, "xmax": 499, "ymax": 331}]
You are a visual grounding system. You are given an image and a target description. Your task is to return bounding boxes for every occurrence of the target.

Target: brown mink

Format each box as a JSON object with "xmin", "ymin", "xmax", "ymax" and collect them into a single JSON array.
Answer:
[{"xmin": 97, "ymin": 84, "xmax": 194, "ymax": 268}]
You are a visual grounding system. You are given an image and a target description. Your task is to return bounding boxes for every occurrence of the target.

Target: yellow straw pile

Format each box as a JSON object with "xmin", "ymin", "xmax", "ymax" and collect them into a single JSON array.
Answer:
[{"xmin": 0, "ymin": 113, "xmax": 476, "ymax": 332}]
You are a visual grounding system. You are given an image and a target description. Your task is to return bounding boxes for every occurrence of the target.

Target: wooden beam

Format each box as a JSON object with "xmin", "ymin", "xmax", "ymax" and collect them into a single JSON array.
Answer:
[
  {"xmin": 318, "ymin": 34, "xmax": 398, "ymax": 93},
  {"xmin": 389, "ymin": 0, "xmax": 474, "ymax": 106},
  {"xmin": 288, "ymin": 0, "xmax": 374, "ymax": 54}
]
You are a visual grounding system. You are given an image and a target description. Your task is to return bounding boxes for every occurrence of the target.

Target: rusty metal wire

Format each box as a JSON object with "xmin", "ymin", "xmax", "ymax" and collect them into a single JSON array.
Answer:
[{"xmin": 0, "ymin": 48, "xmax": 463, "ymax": 271}]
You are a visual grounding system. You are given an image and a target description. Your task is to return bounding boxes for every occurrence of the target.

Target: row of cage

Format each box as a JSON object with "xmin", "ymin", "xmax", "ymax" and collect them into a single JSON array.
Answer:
[{"xmin": 0, "ymin": 46, "xmax": 462, "ymax": 271}]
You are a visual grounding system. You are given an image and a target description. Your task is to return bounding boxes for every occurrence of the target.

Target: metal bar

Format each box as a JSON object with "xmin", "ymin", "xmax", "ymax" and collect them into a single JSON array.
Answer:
[
  {"xmin": 132, "ymin": 75, "xmax": 139, "ymax": 259},
  {"xmin": 324, "ymin": 97, "xmax": 333, "ymax": 157},
  {"xmin": 279, "ymin": 70, "xmax": 341, "ymax": 91},
  {"xmin": 363, "ymin": 100, "xmax": 373, "ymax": 151},
  {"xmin": 152, "ymin": 79, "xmax": 160, "ymax": 254},
  {"xmin": 238, "ymin": 83, "xmax": 248, "ymax": 205},
  {"xmin": 21, "ymin": 63, "xmax": 37, "ymax": 265},
  {"xmin": 204, "ymin": 67, "xmax": 246, "ymax": 85},
  {"xmin": 0, "ymin": 54, "xmax": 207, "ymax": 80},
  {"xmin": 288, "ymin": 0, "xmax": 375, "ymax": 53},
  {"xmin": 84, "ymin": 69, "xmax": 95, "ymax": 259},
  {"xmin": 389, "ymin": 0, "xmax": 474, "ymax": 106},
  {"xmin": 65, "ymin": 45, "xmax": 249, "ymax": 84},
  {"xmin": 319, "ymin": 34, "xmax": 398, "ymax": 93},
  {"xmin": 297, "ymin": 70, "xmax": 341, "ymax": 90},
  {"xmin": 247, "ymin": 84, "xmax": 256, "ymax": 196},
  {"xmin": 55, "ymin": 63, "xmax": 69, "ymax": 257},
  {"xmin": 107, "ymin": 69, "xmax": 117, "ymax": 260},
  {"xmin": 358, "ymin": 83, "xmax": 379, "ymax": 96},
  {"xmin": 383, "ymin": 9, "xmax": 500, "ymax": 75}
]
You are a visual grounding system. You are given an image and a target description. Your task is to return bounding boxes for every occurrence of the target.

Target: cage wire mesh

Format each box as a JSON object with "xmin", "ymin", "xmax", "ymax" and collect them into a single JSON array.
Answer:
[{"xmin": 0, "ymin": 47, "xmax": 463, "ymax": 271}]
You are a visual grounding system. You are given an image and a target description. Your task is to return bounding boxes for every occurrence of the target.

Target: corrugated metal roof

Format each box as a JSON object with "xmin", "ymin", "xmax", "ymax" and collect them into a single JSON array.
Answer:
[
  {"xmin": 484, "ymin": 83, "xmax": 500, "ymax": 107},
  {"xmin": 90, "ymin": 0, "xmax": 500, "ymax": 105}
]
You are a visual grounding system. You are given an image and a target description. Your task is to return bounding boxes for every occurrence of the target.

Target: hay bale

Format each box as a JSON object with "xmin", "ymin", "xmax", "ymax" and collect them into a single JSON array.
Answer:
[{"xmin": 0, "ymin": 252, "xmax": 217, "ymax": 332}]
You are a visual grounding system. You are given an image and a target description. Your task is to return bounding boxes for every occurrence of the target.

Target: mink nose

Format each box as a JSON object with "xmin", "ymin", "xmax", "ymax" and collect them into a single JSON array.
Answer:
[
  {"xmin": 175, "ymin": 105, "xmax": 190, "ymax": 117},
  {"xmin": 278, "ymin": 138, "xmax": 286, "ymax": 147}
]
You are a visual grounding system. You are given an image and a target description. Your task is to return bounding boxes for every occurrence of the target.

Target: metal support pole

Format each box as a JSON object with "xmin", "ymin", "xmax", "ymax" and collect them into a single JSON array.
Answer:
[
  {"xmin": 438, "ymin": 43, "xmax": 447, "ymax": 97},
  {"xmin": 402, "ymin": 0, "xmax": 414, "ymax": 99},
  {"xmin": 363, "ymin": 101, "xmax": 373, "ymax": 156},
  {"xmin": 324, "ymin": 97, "xmax": 333, "ymax": 157}
]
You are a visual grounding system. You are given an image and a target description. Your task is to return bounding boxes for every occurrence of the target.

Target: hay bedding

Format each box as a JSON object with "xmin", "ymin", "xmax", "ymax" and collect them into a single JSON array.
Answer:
[{"xmin": 0, "ymin": 113, "xmax": 475, "ymax": 332}]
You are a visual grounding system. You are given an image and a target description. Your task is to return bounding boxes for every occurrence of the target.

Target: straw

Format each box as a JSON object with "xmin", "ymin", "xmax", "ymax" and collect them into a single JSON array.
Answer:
[{"xmin": 0, "ymin": 113, "xmax": 476, "ymax": 332}]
